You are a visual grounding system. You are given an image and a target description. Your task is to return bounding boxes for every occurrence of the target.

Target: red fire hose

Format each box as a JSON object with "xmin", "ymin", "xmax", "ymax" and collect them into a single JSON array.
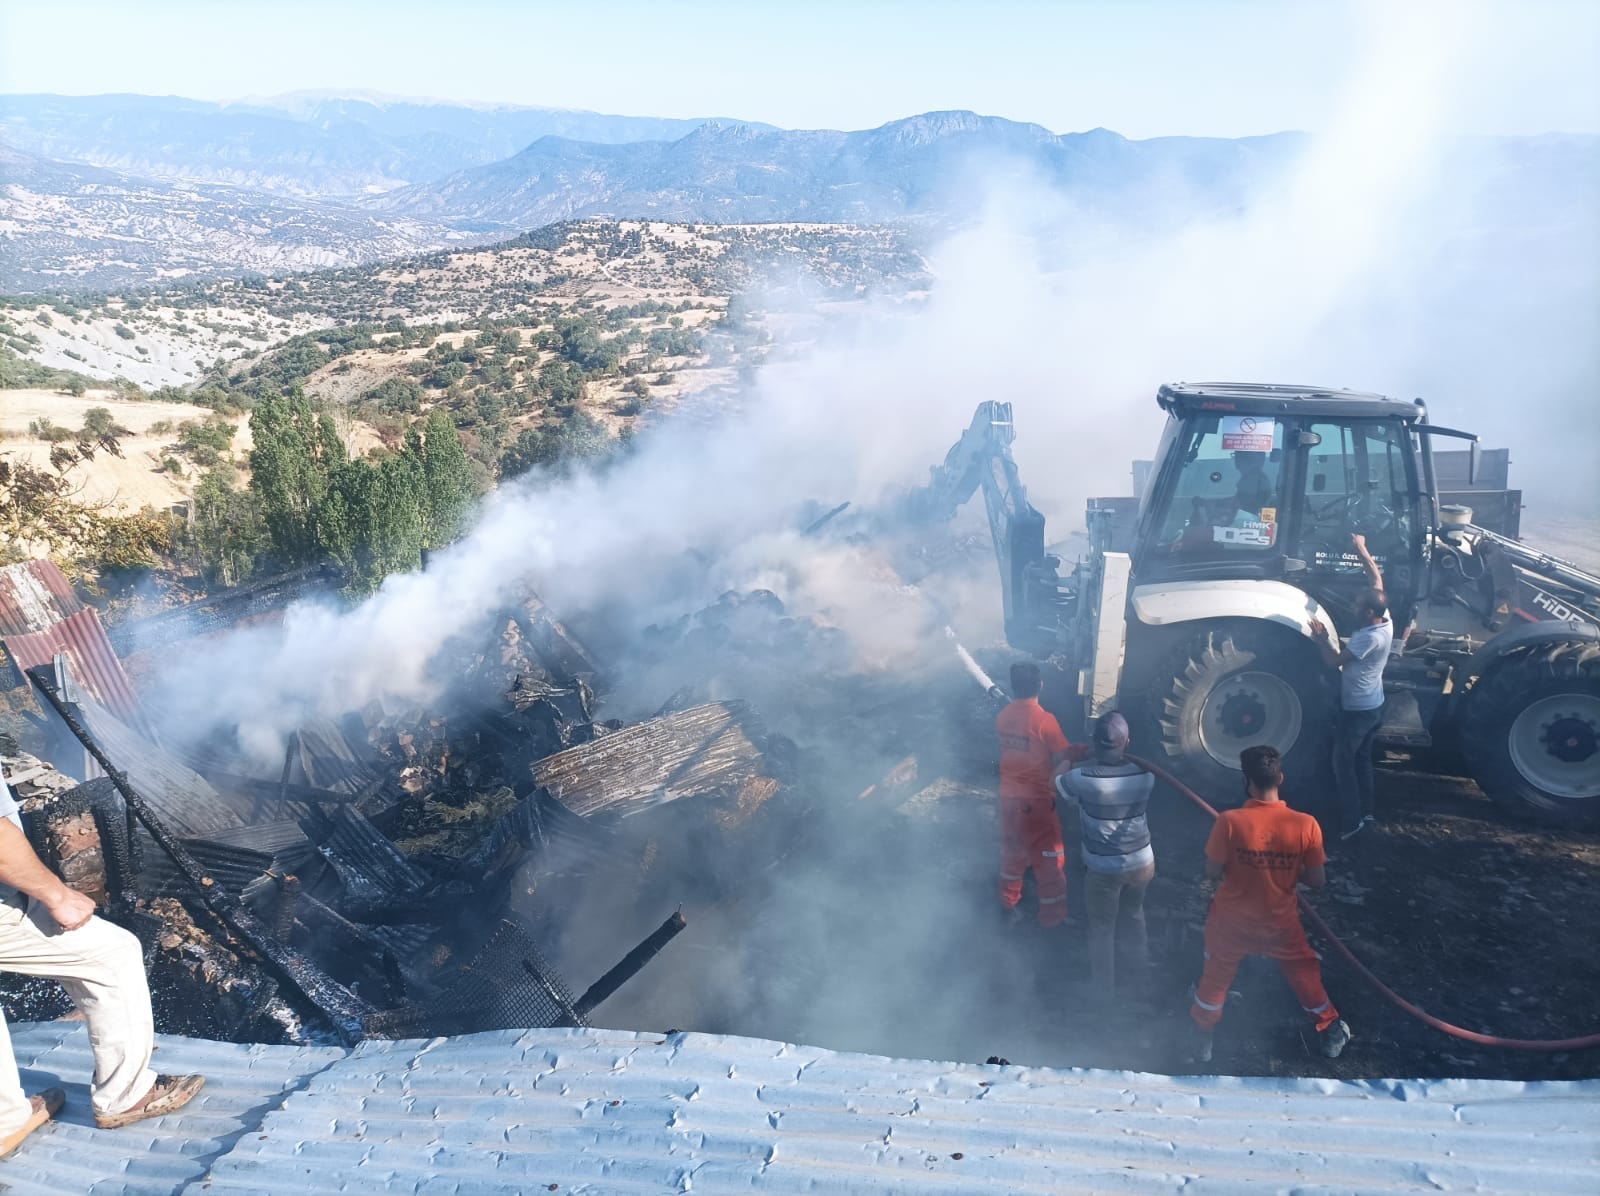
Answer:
[{"xmin": 1127, "ymin": 754, "xmax": 1600, "ymax": 1053}]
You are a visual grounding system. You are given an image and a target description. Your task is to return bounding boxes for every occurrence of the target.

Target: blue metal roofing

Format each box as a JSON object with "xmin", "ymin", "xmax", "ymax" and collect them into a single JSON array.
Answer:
[
  {"xmin": 5, "ymin": 1022, "xmax": 1597, "ymax": 1194},
  {"xmin": 5, "ymin": 1020, "xmax": 344, "ymax": 1195}
]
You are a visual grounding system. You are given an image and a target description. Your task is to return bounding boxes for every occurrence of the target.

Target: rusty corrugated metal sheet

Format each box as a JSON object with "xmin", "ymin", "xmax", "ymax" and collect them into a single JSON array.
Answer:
[
  {"xmin": 0, "ymin": 559, "xmax": 83, "ymax": 636},
  {"xmin": 2, "ymin": 607, "xmax": 154, "ymax": 738}
]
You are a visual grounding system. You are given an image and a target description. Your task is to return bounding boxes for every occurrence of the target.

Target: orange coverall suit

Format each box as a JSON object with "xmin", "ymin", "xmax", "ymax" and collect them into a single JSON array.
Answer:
[
  {"xmin": 996, "ymin": 698, "xmax": 1087, "ymax": 926},
  {"xmin": 1190, "ymin": 798, "xmax": 1339, "ymax": 1032}
]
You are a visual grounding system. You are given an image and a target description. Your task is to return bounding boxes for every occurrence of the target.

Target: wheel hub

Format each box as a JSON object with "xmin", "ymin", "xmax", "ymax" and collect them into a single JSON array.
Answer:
[
  {"xmin": 1541, "ymin": 716, "xmax": 1596, "ymax": 764},
  {"xmin": 1508, "ymin": 692, "xmax": 1600, "ymax": 801},
  {"xmin": 1197, "ymin": 670, "xmax": 1304, "ymax": 770},
  {"xmin": 1218, "ymin": 691, "xmax": 1268, "ymax": 738}
]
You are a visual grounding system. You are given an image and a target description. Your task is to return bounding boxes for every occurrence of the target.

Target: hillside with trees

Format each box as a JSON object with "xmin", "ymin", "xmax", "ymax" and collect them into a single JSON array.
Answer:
[{"xmin": 1, "ymin": 220, "xmax": 923, "ymax": 604}]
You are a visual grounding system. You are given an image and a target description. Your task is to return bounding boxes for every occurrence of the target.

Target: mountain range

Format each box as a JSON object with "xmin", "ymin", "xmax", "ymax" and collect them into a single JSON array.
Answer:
[
  {"xmin": 0, "ymin": 91, "xmax": 757, "ymax": 197},
  {"xmin": 367, "ymin": 111, "xmax": 1301, "ymax": 229},
  {"xmin": 1, "ymin": 92, "xmax": 1595, "ymax": 294}
]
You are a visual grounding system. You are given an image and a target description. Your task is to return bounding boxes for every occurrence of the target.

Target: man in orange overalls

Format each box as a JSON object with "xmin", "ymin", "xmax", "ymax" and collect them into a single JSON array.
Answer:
[
  {"xmin": 996, "ymin": 661, "xmax": 1088, "ymax": 927},
  {"xmin": 1188, "ymin": 744, "xmax": 1352, "ymax": 1061}
]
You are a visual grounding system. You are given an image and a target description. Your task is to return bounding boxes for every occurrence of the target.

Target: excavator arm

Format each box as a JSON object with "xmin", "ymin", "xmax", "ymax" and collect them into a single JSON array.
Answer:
[{"xmin": 902, "ymin": 402, "xmax": 1069, "ymax": 654}]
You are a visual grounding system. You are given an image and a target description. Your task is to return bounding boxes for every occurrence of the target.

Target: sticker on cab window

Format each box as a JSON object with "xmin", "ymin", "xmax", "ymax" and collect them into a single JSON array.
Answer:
[
  {"xmin": 1220, "ymin": 415, "xmax": 1275, "ymax": 452},
  {"xmin": 1214, "ymin": 521, "xmax": 1276, "ymax": 547}
]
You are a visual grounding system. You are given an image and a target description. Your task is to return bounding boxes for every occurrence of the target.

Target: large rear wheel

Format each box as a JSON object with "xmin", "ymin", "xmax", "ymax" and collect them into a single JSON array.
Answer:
[
  {"xmin": 1461, "ymin": 642, "xmax": 1600, "ymax": 825},
  {"xmin": 1152, "ymin": 623, "xmax": 1334, "ymax": 805}
]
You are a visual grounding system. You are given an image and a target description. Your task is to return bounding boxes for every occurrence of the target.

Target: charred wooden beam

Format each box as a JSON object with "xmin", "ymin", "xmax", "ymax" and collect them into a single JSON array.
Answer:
[
  {"xmin": 515, "ymin": 594, "xmax": 600, "ymax": 680},
  {"xmin": 802, "ymin": 500, "xmax": 851, "ymax": 536},
  {"xmin": 574, "ymin": 910, "xmax": 687, "ymax": 1020},
  {"xmin": 26, "ymin": 666, "xmax": 374, "ymax": 1044},
  {"xmin": 199, "ymin": 770, "xmax": 367, "ymax": 806},
  {"xmin": 272, "ymin": 873, "xmax": 301, "ymax": 944},
  {"xmin": 530, "ymin": 701, "xmax": 777, "ymax": 819}
]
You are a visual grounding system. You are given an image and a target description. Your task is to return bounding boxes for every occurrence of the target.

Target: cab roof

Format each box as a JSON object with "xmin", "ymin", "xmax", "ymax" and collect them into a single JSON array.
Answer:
[{"xmin": 1157, "ymin": 382, "xmax": 1423, "ymax": 421}]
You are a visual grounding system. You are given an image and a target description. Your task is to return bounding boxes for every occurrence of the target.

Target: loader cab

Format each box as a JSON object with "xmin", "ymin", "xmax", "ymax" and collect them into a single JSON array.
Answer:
[{"xmin": 1135, "ymin": 384, "xmax": 1428, "ymax": 632}]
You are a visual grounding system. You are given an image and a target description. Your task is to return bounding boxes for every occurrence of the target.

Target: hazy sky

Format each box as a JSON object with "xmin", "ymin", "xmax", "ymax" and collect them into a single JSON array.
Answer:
[{"xmin": 2, "ymin": 0, "xmax": 1596, "ymax": 138}]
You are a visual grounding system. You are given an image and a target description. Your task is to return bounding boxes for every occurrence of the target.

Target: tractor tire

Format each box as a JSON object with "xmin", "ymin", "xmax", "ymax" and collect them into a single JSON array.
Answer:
[
  {"xmin": 1461, "ymin": 641, "xmax": 1600, "ymax": 826},
  {"xmin": 1152, "ymin": 623, "xmax": 1333, "ymax": 806}
]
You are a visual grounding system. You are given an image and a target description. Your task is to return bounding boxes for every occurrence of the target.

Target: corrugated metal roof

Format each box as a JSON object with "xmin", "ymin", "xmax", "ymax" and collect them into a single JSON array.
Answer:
[
  {"xmin": 292, "ymin": 716, "xmax": 380, "ymax": 796},
  {"xmin": 106, "ymin": 565, "xmax": 344, "ymax": 654},
  {"xmin": 0, "ymin": 559, "xmax": 82, "ymax": 636},
  {"xmin": 3, "ymin": 607, "xmax": 154, "ymax": 738},
  {"xmin": 5, "ymin": 1020, "xmax": 344, "ymax": 1195},
  {"xmin": 6, "ymin": 1023, "xmax": 1595, "ymax": 1195},
  {"xmin": 71, "ymin": 688, "xmax": 254, "ymax": 838}
]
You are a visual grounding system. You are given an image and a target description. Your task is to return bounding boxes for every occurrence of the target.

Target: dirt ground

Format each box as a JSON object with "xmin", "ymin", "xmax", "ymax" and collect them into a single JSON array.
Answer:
[
  {"xmin": 0, "ymin": 387, "xmax": 239, "ymax": 514},
  {"xmin": 0, "ymin": 388, "xmax": 388, "ymax": 516},
  {"xmin": 565, "ymin": 667, "xmax": 1600, "ymax": 1083}
]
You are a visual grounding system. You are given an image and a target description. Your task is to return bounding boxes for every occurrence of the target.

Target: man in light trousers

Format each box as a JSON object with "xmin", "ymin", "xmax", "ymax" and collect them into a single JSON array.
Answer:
[
  {"xmin": 0, "ymin": 772, "xmax": 203, "ymax": 1156},
  {"xmin": 1058, "ymin": 712, "xmax": 1156, "ymax": 999}
]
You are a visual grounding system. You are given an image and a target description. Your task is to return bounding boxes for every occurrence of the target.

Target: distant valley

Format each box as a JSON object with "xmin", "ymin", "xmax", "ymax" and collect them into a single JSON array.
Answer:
[
  {"xmin": 0, "ymin": 142, "xmax": 482, "ymax": 291},
  {"xmin": 4, "ymin": 91, "xmax": 1595, "ymax": 296}
]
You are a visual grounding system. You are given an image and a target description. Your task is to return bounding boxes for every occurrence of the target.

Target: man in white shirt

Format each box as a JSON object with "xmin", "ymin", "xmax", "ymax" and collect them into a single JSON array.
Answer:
[
  {"xmin": 1310, "ymin": 536, "xmax": 1393, "ymax": 840},
  {"xmin": 0, "ymin": 771, "xmax": 204, "ymax": 1156}
]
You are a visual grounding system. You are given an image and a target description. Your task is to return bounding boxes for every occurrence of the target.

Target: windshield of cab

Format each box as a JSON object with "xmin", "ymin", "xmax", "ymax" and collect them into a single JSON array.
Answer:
[{"xmin": 1148, "ymin": 413, "xmax": 1285, "ymax": 560}]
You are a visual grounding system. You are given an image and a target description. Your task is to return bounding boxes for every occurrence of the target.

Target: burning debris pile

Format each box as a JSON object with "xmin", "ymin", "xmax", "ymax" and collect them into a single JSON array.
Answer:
[{"xmin": 0, "ymin": 563, "xmax": 800, "ymax": 1047}]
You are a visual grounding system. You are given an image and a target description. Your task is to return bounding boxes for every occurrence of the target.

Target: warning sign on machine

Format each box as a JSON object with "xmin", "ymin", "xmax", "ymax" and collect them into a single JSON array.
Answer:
[{"xmin": 1221, "ymin": 415, "xmax": 1275, "ymax": 452}]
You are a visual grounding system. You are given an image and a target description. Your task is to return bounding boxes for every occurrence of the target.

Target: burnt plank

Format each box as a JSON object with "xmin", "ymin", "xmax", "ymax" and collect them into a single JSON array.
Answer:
[{"xmin": 530, "ymin": 701, "xmax": 773, "ymax": 819}]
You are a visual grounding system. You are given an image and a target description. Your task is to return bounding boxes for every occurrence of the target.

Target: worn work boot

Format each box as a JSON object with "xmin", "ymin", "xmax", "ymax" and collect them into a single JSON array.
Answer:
[
  {"xmin": 94, "ymin": 1074, "xmax": 206, "ymax": 1129},
  {"xmin": 0, "ymin": 1087, "xmax": 65, "ymax": 1158},
  {"xmin": 1186, "ymin": 1023, "xmax": 1214, "ymax": 1064},
  {"xmin": 1318, "ymin": 1020, "xmax": 1353, "ymax": 1059}
]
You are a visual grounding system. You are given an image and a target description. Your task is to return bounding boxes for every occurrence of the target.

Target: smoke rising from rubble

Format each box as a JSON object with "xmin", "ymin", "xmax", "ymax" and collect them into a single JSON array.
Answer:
[
  {"xmin": 146, "ymin": 1, "xmax": 1595, "ymax": 759},
  {"xmin": 129, "ymin": 0, "xmax": 1596, "ymax": 1065}
]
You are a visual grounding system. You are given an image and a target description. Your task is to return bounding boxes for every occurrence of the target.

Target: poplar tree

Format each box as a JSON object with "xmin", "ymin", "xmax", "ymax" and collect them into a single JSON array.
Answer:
[
  {"xmin": 419, "ymin": 410, "xmax": 474, "ymax": 549},
  {"xmin": 248, "ymin": 389, "xmax": 345, "ymax": 566}
]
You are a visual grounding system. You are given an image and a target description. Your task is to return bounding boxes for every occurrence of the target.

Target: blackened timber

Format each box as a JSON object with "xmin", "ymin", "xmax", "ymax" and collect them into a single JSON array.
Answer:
[
  {"xmin": 574, "ymin": 911, "xmax": 688, "ymax": 1019},
  {"xmin": 530, "ymin": 701, "xmax": 775, "ymax": 819},
  {"xmin": 802, "ymin": 501, "xmax": 851, "ymax": 536},
  {"xmin": 26, "ymin": 666, "xmax": 374, "ymax": 1044},
  {"xmin": 301, "ymin": 806, "xmax": 426, "ymax": 918},
  {"xmin": 200, "ymin": 771, "xmax": 367, "ymax": 805},
  {"xmin": 515, "ymin": 594, "xmax": 600, "ymax": 680}
]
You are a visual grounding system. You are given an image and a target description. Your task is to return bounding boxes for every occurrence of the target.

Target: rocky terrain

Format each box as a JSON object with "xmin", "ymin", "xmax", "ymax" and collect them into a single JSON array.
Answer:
[
  {"xmin": 0, "ymin": 220, "xmax": 924, "ymax": 521},
  {"xmin": 0, "ymin": 144, "xmax": 482, "ymax": 292}
]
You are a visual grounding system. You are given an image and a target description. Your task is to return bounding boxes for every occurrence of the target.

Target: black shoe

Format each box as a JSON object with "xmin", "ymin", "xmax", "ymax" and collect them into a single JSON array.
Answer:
[
  {"xmin": 1187, "ymin": 1023, "xmax": 1213, "ymax": 1063},
  {"xmin": 1318, "ymin": 1019, "xmax": 1352, "ymax": 1059}
]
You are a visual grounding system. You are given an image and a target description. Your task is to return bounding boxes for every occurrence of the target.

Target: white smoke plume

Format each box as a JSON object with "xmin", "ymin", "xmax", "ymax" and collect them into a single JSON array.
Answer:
[
  {"xmin": 113, "ymin": 1, "xmax": 1599, "ymax": 1072},
  {"xmin": 142, "ymin": 0, "xmax": 1596, "ymax": 761}
]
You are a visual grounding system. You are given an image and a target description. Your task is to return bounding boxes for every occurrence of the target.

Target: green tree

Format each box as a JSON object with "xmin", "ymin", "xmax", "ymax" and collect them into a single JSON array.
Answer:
[
  {"xmin": 187, "ymin": 467, "xmax": 266, "ymax": 586},
  {"xmin": 499, "ymin": 412, "xmax": 612, "ymax": 481},
  {"xmin": 418, "ymin": 410, "xmax": 474, "ymax": 549},
  {"xmin": 363, "ymin": 377, "xmax": 424, "ymax": 413},
  {"xmin": 499, "ymin": 427, "xmax": 555, "ymax": 479},
  {"xmin": 80, "ymin": 407, "xmax": 116, "ymax": 436},
  {"xmin": 248, "ymin": 389, "xmax": 345, "ymax": 566},
  {"xmin": 321, "ymin": 455, "xmax": 424, "ymax": 595}
]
